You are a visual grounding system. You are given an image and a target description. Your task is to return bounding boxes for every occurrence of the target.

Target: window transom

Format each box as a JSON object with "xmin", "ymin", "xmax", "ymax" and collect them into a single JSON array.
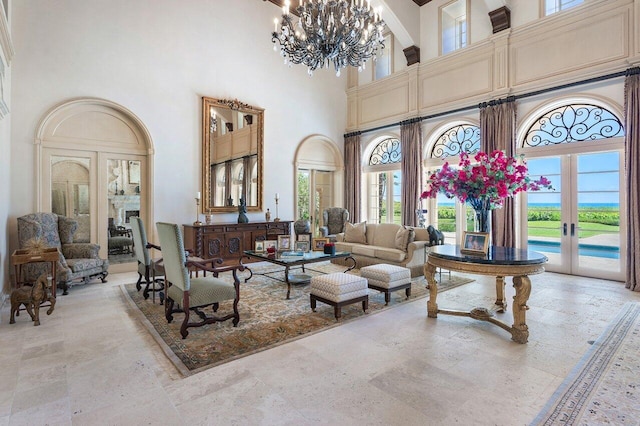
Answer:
[
  {"xmin": 430, "ymin": 124, "xmax": 480, "ymax": 159},
  {"xmin": 523, "ymin": 104, "xmax": 623, "ymax": 147},
  {"xmin": 369, "ymin": 138, "xmax": 401, "ymax": 165}
]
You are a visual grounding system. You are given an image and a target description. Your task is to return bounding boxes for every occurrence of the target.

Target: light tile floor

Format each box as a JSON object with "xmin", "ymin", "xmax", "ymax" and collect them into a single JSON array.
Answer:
[{"xmin": 1, "ymin": 270, "xmax": 639, "ymax": 425}]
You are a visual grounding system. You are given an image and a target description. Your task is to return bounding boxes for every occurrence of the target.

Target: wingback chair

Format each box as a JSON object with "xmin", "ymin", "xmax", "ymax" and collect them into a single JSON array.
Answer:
[
  {"xmin": 130, "ymin": 217, "xmax": 164, "ymax": 302},
  {"xmin": 320, "ymin": 207, "xmax": 350, "ymax": 242},
  {"xmin": 157, "ymin": 222, "xmax": 244, "ymax": 339},
  {"xmin": 17, "ymin": 213, "xmax": 109, "ymax": 295}
]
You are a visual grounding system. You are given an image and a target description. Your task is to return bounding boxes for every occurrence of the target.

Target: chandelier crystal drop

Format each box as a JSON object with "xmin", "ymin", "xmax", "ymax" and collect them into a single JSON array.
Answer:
[{"xmin": 272, "ymin": 0, "xmax": 386, "ymax": 77}]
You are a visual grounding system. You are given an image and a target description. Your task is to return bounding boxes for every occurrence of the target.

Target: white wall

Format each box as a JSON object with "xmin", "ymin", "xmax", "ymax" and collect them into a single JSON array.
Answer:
[
  {"xmin": 0, "ymin": 1, "xmax": 11, "ymax": 298},
  {"xmin": 8, "ymin": 0, "xmax": 347, "ymax": 267},
  {"xmin": 0, "ymin": 76, "xmax": 10, "ymax": 297}
]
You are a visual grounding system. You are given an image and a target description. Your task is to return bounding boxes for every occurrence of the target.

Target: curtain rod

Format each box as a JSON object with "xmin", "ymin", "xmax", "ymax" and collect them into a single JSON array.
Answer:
[{"xmin": 344, "ymin": 67, "xmax": 637, "ymax": 138}]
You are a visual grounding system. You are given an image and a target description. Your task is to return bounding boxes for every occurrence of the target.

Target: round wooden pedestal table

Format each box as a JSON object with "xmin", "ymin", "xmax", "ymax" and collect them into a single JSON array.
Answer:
[{"xmin": 424, "ymin": 245, "xmax": 547, "ymax": 344}]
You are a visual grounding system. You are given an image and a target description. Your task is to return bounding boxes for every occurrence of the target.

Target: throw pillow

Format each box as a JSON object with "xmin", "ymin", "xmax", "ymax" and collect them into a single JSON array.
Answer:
[
  {"xmin": 395, "ymin": 226, "xmax": 415, "ymax": 251},
  {"xmin": 344, "ymin": 221, "xmax": 367, "ymax": 244}
]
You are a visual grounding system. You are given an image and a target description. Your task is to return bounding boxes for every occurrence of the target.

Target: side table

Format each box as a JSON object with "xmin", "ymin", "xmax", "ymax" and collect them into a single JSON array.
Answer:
[{"xmin": 11, "ymin": 248, "xmax": 59, "ymax": 298}]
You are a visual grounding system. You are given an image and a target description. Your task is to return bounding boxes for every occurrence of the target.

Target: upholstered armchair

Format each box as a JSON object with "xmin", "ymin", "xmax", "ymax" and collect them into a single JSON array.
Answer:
[
  {"xmin": 17, "ymin": 213, "xmax": 109, "ymax": 295},
  {"xmin": 157, "ymin": 222, "xmax": 244, "ymax": 339},
  {"xmin": 130, "ymin": 217, "xmax": 164, "ymax": 302},
  {"xmin": 320, "ymin": 207, "xmax": 350, "ymax": 242}
]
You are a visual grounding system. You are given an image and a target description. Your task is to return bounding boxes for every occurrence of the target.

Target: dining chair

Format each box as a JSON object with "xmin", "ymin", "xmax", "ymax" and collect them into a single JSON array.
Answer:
[{"xmin": 156, "ymin": 222, "xmax": 245, "ymax": 339}]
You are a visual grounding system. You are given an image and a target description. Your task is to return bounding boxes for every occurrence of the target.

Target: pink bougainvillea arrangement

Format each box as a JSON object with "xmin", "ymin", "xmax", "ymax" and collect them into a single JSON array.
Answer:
[{"xmin": 420, "ymin": 150, "xmax": 553, "ymax": 210}]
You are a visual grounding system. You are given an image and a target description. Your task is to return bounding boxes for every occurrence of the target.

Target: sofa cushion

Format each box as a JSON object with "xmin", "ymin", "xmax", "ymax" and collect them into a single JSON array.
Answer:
[
  {"xmin": 394, "ymin": 226, "xmax": 415, "ymax": 251},
  {"xmin": 335, "ymin": 242, "xmax": 354, "ymax": 252},
  {"xmin": 344, "ymin": 221, "xmax": 367, "ymax": 244},
  {"xmin": 352, "ymin": 244, "xmax": 376, "ymax": 257},
  {"xmin": 413, "ymin": 227, "xmax": 430, "ymax": 242},
  {"xmin": 370, "ymin": 223, "xmax": 402, "ymax": 248},
  {"xmin": 374, "ymin": 247, "xmax": 407, "ymax": 263}
]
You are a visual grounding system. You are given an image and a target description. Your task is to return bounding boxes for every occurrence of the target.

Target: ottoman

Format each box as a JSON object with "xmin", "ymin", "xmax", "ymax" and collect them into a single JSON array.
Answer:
[
  {"xmin": 360, "ymin": 264, "xmax": 411, "ymax": 305},
  {"xmin": 310, "ymin": 273, "xmax": 369, "ymax": 320}
]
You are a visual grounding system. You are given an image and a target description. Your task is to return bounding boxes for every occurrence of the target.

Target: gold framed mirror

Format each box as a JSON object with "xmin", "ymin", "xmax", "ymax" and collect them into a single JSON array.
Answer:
[{"xmin": 202, "ymin": 97, "xmax": 263, "ymax": 213}]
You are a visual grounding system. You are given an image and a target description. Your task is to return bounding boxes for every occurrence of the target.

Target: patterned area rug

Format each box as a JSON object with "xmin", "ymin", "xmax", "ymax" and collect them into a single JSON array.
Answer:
[
  {"xmin": 121, "ymin": 262, "xmax": 474, "ymax": 376},
  {"xmin": 532, "ymin": 302, "xmax": 640, "ymax": 425}
]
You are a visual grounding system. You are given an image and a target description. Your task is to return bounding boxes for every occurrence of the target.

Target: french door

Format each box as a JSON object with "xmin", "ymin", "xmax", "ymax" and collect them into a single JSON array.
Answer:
[
  {"xmin": 43, "ymin": 149, "xmax": 98, "ymax": 246},
  {"xmin": 297, "ymin": 169, "xmax": 333, "ymax": 235},
  {"xmin": 42, "ymin": 148, "xmax": 147, "ymax": 272},
  {"xmin": 523, "ymin": 148, "xmax": 626, "ymax": 281}
]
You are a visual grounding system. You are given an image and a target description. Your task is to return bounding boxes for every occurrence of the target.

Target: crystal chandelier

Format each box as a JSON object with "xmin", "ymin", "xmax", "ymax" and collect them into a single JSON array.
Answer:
[{"xmin": 272, "ymin": 0, "xmax": 386, "ymax": 77}]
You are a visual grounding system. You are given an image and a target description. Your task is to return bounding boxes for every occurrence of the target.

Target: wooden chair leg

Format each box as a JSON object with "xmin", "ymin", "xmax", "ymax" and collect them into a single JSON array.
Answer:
[
  {"xmin": 165, "ymin": 298, "xmax": 174, "ymax": 322},
  {"xmin": 136, "ymin": 271, "xmax": 143, "ymax": 291},
  {"xmin": 180, "ymin": 309, "xmax": 190, "ymax": 339}
]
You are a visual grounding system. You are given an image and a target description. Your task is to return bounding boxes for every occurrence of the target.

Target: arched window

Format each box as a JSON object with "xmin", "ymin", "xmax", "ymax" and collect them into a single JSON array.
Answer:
[
  {"xmin": 423, "ymin": 122, "xmax": 480, "ymax": 243},
  {"xmin": 523, "ymin": 104, "xmax": 623, "ymax": 147},
  {"xmin": 369, "ymin": 138, "xmax": 401, "ymax": 165},
  {"xmin": 518, "ymin": 99, "xmax": 626, "ymax": 282},
  {"xmin": 430, "ymin": 124, "xmax": 480, "ymax": 158},
  {"xmin": 365, "ymin": 137, "xmax": 402, "ymax": 224}
]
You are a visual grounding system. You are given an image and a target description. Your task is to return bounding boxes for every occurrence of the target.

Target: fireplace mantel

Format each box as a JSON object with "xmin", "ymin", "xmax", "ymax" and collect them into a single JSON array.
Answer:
[{"xmin": 109, "ymin": 195, "xmax": 140, "ymax": 225}]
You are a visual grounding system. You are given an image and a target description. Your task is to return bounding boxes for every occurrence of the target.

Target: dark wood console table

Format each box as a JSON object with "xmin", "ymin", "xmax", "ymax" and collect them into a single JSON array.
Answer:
[
  {"xmin": 424, "ymin": 245, "xmax": 547, "ymax": 344},
  {"xmin": 183, "ymin": 221, "xmax": 292, "ymax": 266}
]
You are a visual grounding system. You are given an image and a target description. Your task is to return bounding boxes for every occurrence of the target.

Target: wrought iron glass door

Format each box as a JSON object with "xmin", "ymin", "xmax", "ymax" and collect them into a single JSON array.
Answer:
[{"xmin": 524, "ymin": 151, "xmax": 625, "ymax": 281}]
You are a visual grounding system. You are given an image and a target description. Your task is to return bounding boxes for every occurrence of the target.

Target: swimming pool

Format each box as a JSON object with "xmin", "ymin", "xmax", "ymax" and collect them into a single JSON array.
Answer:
[{"xmin": 528, "ymin": 240, "xmax": 620, "ymax": 259}]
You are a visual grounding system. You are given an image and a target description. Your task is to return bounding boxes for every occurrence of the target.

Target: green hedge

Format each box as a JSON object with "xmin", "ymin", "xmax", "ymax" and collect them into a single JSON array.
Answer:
[{"xmin": 435, "ymin": 206, "xmax": 619, "ymax": 229}]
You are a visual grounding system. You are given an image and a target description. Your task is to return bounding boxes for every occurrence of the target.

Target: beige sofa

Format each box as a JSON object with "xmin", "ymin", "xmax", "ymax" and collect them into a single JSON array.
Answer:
[{"xmin": 331, "ymin": 223, "xmax": 432, "ymax": 277}]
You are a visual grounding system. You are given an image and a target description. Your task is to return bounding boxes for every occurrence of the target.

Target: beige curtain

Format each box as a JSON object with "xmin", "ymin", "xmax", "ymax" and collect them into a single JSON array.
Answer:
[
  {"xmin": 624, "ymin": 70, "xmax": 640, "ymax": 291},
  {"xmin": 344, "ymin": 132, "xmax": 362, "ymax": 223},
  {"xmin": 224, "ymin": 161, "xmax": 232, "ymax": 205},
  {"xmin": 401, "ymin": 119, "xmax": 423, "ymax": 226},
  {"xmin": 480, "ymin": 97, "xmax": 517, "ymax": 247},
  {"xmin": 242, "ymin": 155, "xmax": 251, "ymax": 204}
]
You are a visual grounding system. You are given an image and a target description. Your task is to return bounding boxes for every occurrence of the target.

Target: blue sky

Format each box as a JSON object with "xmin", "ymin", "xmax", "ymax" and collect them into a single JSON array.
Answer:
[
  {"xmin": 431, "ymin": 151, "xmax": 621, "ymax": 206},
  {"xmin": 527, "ymin": 151, "xmax": 620, "ymax": 205}
]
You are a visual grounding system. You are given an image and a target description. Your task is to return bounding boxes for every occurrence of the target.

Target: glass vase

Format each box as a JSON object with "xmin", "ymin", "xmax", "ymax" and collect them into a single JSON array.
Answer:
[{"xmin": 469, "ymin": 197, "xmax": 491, "ymax": 233}]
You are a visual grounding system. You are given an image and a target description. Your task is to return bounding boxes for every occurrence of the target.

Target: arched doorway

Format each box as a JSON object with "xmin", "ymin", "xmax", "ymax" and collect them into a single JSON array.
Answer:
[
  {"xmin": 294, "ymin": 135, "xmax": 344, "ymax": 236},
  {"xmin": 517, "ymin": 97, "xmax": 626, "ymax": 281},
  {"xmin": 35, "ymin": 98, "xmax": 155, "ymax": 273}
]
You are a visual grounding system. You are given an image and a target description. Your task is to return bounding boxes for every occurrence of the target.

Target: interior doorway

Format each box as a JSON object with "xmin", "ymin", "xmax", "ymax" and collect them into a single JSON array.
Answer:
[{"xmin": 36, "ymin": 98, "xmax": 154, "ymax": 273}]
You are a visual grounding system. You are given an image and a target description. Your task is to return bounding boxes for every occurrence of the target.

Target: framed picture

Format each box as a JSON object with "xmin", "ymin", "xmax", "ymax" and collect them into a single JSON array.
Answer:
[
  {"xmin": 128, "ymin": 160, "xmax": 141, "ymax": 185},
  {"xmin": 254, "ymin": 241, "xmax": 265, "ymax": 252},
  {"xmin": 312, "ymin": 237, "xmax": 330, "ymax": 251},
  {"xmin": 264, "ymin": 240, "xmax": 278, "ymax": 252},
  {"xmin": 297, "ymin": 233, "xmax": 311, "ymax": 242},
  {"xmin": 277, "ymin": 235, "xmax": 291, "ymax": 251},
  {"xmin": 461, "ymin": 231, "xmax": 489, "ymax": 255},
  {"xmin": 294, "ymin": 241, "xmax": 310, "ymax": 252}
]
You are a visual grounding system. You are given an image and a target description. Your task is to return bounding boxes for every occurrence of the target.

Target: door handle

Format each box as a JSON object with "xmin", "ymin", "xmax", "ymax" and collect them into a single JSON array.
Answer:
[
  {"xmin": 571, "ymin": 223, "xmax": 575, "ymax": 237},
  {"xmin": 563, "ymin": 223, "xmax": 567, "ymax": 236}
]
